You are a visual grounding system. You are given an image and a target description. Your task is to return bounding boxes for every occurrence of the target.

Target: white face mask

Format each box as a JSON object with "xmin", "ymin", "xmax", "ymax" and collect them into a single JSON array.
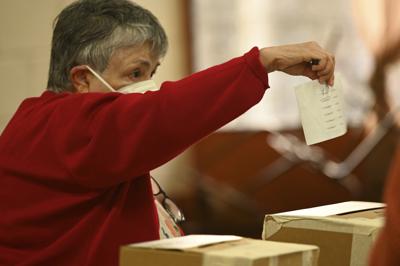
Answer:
[{"xmin": 85, "ymin": 65, "xmax": 159, "ymax": 94}]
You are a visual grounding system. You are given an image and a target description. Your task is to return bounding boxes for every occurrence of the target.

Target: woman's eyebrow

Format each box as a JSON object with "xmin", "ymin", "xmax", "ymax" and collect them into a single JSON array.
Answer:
[
  {"xmin": 126, "ymin": 59, "xmax": 160, "ymax": 72},
  {"xmin": 131, "ymin": 59, "xmax": 151, "ymax": 67}
]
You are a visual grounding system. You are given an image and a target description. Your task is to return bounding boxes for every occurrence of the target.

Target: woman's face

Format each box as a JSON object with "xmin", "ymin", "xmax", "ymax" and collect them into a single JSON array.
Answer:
[{"xmin": 84, "ymin": 43, "xmax": 160, "ymax": 93}]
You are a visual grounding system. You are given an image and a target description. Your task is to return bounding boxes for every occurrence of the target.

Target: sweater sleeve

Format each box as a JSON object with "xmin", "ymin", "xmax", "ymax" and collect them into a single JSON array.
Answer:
[{"xmin": 54, "ymin": 47, "xmax": 269, "ymax": 188}]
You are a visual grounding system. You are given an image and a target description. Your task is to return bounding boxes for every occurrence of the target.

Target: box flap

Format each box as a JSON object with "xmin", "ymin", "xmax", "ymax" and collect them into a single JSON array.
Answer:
[
  {"xmin": 129, "ymin": 235, "xmax": 242, "ymax": 250},
  {"xmin": 274, "ymin": 201, "xmax": 385, "ymax": 217},
  {"xmin": 121, "ymin": 237, "xmax": 320, "ymax": 266}
]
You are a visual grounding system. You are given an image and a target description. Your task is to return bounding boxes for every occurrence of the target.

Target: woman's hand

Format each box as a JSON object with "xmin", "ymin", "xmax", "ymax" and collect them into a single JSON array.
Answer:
[{"xmin": 260, "ymin": 42, "xmax": 335, "ymax": 86}]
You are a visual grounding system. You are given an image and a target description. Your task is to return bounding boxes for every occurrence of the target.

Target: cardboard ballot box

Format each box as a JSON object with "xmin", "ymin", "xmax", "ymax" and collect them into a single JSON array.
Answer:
[
  {"xmin": 120, "ymin": 235, "xmax": 319, "ymax": 266},
  {"xmin": 262, "ymin": 201, "xmax": 385, "ymax": 266}
]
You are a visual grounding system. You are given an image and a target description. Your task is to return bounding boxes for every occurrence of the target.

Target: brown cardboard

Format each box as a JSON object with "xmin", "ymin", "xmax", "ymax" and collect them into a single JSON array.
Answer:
[
  {"xmin": 262, "ymin": 201, "xmax": 385, "ymax": 266},
  {"xmin": 120, "ymin": 235, "xmax": 319, "ymax": 266}
]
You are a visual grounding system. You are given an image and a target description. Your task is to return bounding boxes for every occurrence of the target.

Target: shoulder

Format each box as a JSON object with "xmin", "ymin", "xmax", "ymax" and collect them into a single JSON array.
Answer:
[
  {"xmin": 21, "ymin": 90, "xmax": 122, "ymax": 108},
  {"xmin": 14, "ymin": 90, "xmax": 124, "ymax": 123}
]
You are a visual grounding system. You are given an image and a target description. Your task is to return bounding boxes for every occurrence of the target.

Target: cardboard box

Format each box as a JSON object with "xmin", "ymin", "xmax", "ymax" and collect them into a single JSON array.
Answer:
[
  {"xmin": 262, "ymin": 201, "xmax": 385, "ymax": 266},
  {"xmin": 120, "ymin": 235, "xmax": 319, "ymax": 266}
]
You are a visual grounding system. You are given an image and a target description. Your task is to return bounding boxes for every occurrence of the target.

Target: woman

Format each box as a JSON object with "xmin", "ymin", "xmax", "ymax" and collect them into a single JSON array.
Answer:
[{"xmin": 0, "ymin": 0, "xmax": 335, "ymax": 265}]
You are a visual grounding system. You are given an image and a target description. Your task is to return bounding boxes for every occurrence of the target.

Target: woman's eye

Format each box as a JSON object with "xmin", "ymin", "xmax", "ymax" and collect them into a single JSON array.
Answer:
[{"xmin": 131, "ymin": 70, "xmax": 141, "ymax": 78}]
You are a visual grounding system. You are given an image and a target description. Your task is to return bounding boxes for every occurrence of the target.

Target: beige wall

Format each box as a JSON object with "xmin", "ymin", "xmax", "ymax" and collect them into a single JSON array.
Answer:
[
  {"xmin": 0, "ymin": 0, "xmax": 192, "ymax": 193},
  {"xmin": 0, "ymin": 0, "xmax": 190, "ymax": 132}
]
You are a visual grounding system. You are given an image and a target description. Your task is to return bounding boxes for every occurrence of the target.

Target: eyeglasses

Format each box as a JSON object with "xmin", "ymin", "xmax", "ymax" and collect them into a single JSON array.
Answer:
[{"xmin": 151, "ymin": 177, "xmax": 186, "ymax": 224}]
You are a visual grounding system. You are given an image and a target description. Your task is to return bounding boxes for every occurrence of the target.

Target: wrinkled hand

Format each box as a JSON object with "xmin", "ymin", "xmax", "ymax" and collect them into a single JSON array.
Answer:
[{"xmin": 260, "ymin": 42, "xmax": 335, "ymax": 86}]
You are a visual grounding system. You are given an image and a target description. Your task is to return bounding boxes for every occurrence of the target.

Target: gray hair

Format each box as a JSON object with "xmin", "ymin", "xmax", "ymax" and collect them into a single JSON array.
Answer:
[{"xmin": 47, "ymin": 0, "xmax": 168, "ymax": 92}]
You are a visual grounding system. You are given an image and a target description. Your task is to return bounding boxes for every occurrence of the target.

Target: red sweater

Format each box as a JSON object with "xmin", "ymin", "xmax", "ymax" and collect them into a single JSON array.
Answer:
[
  {"xmin": 369, "ymin": 146, "xmax": 400, "ymax": 266},
  {"xmin": 0, "ymin": 47, "xmax": 268, "ymax": 266}
]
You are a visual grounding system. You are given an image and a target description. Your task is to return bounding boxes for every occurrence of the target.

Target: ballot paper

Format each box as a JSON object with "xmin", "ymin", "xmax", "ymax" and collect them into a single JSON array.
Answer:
[
  {"xmin": 295, "ymin": 76, "xmax": 347, "ymax": 145},
  {"xmin": 275, "ymin": 201, "xmax": 385, "ymax": 217},
  {"xmin": 130, "ymin": 235, "xmax": 242, "ymax": 249}
]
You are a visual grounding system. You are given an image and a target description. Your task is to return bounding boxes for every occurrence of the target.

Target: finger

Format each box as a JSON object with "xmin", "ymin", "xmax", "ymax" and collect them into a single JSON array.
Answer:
[
  {"xmin": 315, "ymin": 64, "xmax": 331, "ymax": 85},
  {"xmin": 324, "ymin": 56, "xmax": 335, "ymax": 84},
  {"xmin": 317, "ymin": 63, "xmax": 333, "ymax": 76},
  {"xmin": 328, "ymin": 56, "xmax": 335, "ymax": 86},
  {"xmin": 318, "ymin": 73, "xmax": 333, "ymax": 84},
  {"xmin": 317, "ymin": 65, "xmax": 333, "ymax": 83},
  {"xmin": 328, "ymin": 73, "xmax": 335, "ymax": 86},
  {"xmin": 317, "ymin": 54, "xmax": 335, "ymax": 76},
  {"xmin": 311, "ymin": 56, "xmax": 328, "ymax": 71}
]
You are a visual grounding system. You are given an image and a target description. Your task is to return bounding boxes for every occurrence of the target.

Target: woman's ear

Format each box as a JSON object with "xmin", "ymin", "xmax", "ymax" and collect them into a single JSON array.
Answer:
[{"xmin": 70, "ymin": 65, "xmax": 90, "ymax": 93}]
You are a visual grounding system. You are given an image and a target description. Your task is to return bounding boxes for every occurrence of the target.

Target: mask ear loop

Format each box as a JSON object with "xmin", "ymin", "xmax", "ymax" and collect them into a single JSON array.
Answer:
[{"xmin": 85, "ymin": 65, "xmax": 116, "ymax": 92}]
